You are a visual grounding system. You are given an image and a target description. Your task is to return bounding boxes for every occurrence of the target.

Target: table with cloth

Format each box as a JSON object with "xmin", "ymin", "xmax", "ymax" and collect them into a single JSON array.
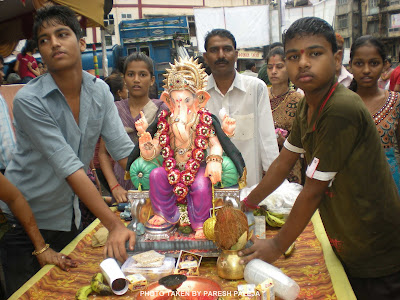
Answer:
[{"xmin": 10, "ymin": 210, "xmax": 356, "ymax": 300}]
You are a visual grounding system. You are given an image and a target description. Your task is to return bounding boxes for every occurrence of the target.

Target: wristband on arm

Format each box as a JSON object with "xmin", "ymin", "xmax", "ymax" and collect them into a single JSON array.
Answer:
[{"xmin": 242, "ymin": 197, "xmax": 259, "ymax": 209}]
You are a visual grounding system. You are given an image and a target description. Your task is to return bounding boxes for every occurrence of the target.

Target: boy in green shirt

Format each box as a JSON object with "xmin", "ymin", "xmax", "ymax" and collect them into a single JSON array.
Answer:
[{"xmin": 239, "ymin": 17, "xmax": 400, "ymax": 299}]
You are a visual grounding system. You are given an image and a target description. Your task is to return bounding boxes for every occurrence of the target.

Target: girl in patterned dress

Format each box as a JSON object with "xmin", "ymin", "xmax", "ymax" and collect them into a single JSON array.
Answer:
[
  {"xmin": 98, "ymin": 52, "xmax": 167, "ymax": 203},
  {"xmin": 349, "ymin": 35, "xmax": 400, "ymax": 192}
]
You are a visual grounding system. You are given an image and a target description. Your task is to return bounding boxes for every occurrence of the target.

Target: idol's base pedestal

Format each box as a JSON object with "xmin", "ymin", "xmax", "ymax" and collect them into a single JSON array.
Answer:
[{"xmin": 127, "ymin": 187, "xmax": 241, "ymax": 257}]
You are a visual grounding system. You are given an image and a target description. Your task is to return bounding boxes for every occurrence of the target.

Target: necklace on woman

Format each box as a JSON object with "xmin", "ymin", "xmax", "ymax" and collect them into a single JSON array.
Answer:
[
  {"xmin": 270, "ymin": 88, "xmax": 290, "ymax": 100},
  {"xmin": 270, "ymin": 88, "xmax": 290, "ymax": 112}
]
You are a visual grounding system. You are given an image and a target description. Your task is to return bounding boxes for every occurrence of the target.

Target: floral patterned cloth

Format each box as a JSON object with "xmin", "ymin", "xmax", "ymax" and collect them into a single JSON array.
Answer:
[{"xmin": 14, "ymin": 213, "xmax": 342, "ymax": 300}]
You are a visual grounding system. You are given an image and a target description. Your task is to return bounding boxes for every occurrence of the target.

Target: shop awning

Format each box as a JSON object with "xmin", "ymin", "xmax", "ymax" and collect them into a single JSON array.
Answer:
[{"xmin": 0, "ymin": 0, "xmax": 105, "ymax": 57}]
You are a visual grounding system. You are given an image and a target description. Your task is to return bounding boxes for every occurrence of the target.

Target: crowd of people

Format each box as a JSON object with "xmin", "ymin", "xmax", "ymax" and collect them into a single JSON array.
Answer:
[{"xmin": 0, "ymin": 4, "xmax": 400, "ymax": 300}]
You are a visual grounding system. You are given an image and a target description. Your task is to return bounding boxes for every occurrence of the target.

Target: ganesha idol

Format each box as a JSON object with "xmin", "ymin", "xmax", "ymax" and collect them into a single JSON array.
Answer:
[{"xmin": 125, "ymin": 57, "xmax": 246, "ymax": 240}]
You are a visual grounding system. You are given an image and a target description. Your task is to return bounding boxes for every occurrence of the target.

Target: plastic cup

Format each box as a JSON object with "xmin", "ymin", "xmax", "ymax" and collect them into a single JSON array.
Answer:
[{"xmin": 100, "ymin": 258, "xmax": 129, "ymax": 295}]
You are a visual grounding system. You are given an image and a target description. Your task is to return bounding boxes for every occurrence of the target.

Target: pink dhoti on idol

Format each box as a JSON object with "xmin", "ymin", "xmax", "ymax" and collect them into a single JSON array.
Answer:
[{"xmin": 149, "ymin": 166, "xmax": 212, "ymax": 230}]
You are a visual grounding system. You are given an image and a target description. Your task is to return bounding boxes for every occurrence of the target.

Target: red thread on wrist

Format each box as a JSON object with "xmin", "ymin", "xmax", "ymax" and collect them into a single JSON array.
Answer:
[
  {"xmin": 111, "ymin": 183, "xmax": 120, "ymax": 191},
  {"xmin": 243, "ymin": 197, "xmax": 259, "ymax": 209}
]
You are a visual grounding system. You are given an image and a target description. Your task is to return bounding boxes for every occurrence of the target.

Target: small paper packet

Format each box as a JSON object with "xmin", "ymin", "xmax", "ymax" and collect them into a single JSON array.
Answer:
[
  {"xmin": 126, "ymin": 274, "xmax": 147, "ymax": 291},
  {"xmin": 238, "ymin": 284, "xmax": 256, "ymax": 300},
  {"xmin": 92, "ymin": 227, "xmax": 109, "ymax": 247},
  {"xmin": 256, "ymin": 278, "xmax": 275, "ymax": 300}
]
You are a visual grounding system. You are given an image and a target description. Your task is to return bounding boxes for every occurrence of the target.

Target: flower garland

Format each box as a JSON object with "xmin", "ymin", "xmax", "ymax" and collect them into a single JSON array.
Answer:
[{"xmin": 157, "ymin": 108, "xmax": 213, "ymax": 204}]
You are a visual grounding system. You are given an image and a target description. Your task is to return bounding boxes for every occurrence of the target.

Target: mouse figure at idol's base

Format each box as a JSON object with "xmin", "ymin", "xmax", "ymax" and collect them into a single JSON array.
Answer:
[{"xmin": 127, "ymin": 57, "xmax": 246, "ymax": 240}]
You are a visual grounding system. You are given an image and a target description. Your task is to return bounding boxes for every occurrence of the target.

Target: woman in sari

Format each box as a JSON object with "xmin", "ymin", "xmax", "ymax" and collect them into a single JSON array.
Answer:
[{"xmin": 267, "ymin": 47, "xmax": 303, "ymax": 183}]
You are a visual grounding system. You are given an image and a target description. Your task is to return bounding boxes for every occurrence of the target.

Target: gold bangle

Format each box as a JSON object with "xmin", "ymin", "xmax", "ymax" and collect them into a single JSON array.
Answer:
[
  {"xmin": 32, "ymin": 243, "xmax": 50, "ymax": 256},
  {"xmin": 206, "ymin": 154, "xmax": 223, "ymax": 164},
  {"xmin": 140, "ymin": 147, "xmax": 157, "ymax": 161}
]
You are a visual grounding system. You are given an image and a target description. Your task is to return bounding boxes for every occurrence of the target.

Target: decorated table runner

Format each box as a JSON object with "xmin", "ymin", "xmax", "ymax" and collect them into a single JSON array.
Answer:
[{"xmin": 11, "ymin": 211, "xmax": 356, "ymax": 300}]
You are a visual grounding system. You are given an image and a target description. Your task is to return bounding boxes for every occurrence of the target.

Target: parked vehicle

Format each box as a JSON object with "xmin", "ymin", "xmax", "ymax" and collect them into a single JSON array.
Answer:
[{"xmin": 118, "ymin": 16, "xmax": 191, "ymax": 93}]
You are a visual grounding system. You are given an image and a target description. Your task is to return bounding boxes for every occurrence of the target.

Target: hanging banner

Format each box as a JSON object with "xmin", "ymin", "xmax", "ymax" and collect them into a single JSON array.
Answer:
[
  {"xmin": 194, "ymin": 6, "xmax": 269, "ymax": 53},
  {"xmin": 237, "ymin": 50, "xmax": 263, "ymax": 60}
]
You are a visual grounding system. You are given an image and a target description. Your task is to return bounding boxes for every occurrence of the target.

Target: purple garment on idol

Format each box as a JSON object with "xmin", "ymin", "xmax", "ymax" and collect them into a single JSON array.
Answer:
[
  {"xmin": 149, "ymin": 166, "xmax": 212, "ymax": 230},
  {"xmin": 113, "ymin": 98, "xmax": 167, "ymax": 192}
]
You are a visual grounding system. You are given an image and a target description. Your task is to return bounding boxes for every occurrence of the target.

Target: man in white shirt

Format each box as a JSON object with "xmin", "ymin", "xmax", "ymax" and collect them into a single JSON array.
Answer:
[
  {"xmin": 203, "ymin": 29, "xmax": 279, "ymax": 187},
  {"xmin": 335, "ymin": 33, "xmax": 353, "ymax": 88}
]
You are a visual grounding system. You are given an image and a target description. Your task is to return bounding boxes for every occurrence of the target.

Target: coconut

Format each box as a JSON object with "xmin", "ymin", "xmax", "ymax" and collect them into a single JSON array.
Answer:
[{"xmin": 214, "ymin": 206, "xmax": 249, "ymax": 250}]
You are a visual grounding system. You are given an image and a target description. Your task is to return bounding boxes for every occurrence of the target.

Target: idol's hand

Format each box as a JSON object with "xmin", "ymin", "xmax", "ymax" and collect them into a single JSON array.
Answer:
[
  {"xmin": 139, "ymin": 132, "xmax": 152, "ymax": 146},
  {"xmin": 139, "ymin": 132, "xmax": 157, "ymax": 161},
  {"xmin": 238, "ymin": 235, "xmax": 281, "ymax": 265},
  {"xmin": 135, "ymin": 111, "xmax": 148, "ymax": 135},
  {"xmin": 204, "ymin": 161, "xmax": 222, "ymax": 185},
  {"xmin": 222, "ymin": 115, "xmax": 236, "ymax": 137}
]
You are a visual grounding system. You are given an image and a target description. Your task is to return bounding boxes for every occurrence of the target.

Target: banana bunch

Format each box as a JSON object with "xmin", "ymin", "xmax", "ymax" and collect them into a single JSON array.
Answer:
[
  {"xmin": 265, "ymin": 210, "xmax": 285, "ymax": 228},
  {"xmin": 75, "ymin": 272, "xmax": 112, "ymax": 299},
  {"xmin": 91, "ymin": 273, "xmax": 113, "ymax": 295},
  {"xmin": 254, "ymin": 207, "xmax": 286, "ymax": 228}
]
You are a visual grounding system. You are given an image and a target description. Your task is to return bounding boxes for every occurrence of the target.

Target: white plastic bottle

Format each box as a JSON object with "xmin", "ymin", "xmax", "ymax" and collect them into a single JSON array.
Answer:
[{"xmin": 244, "ymin": 259, "xmax": 300, "ymax": 300}]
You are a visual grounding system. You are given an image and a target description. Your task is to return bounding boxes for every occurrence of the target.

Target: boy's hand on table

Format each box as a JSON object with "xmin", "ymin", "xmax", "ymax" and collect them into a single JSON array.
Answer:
[
  {"xmin": 104, "ymin": 225, "xmax": 136, "ymax": 263},
  {"xmin": 37, "ymin": 248, "xmax": 78, "ymax": 271},
  {"xmin": 238, "ymin": 235, "xmax": 282, "ymax": 265}
]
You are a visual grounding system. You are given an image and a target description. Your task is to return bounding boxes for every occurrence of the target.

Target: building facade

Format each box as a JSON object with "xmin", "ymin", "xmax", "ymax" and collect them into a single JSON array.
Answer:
[
  {"xmin": 335, "ymin": 0, "xmax": 400, "ymax": 63},
  {"xmin": 334, "ymin": 0, "xmax": 362, "ymax": 50},
  {"xmin": 364, "ymin": 0, "xmax": 400, "ymax": 61}
]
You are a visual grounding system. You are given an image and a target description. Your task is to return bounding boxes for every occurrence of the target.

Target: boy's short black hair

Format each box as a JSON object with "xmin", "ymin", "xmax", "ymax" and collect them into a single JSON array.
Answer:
[
  {"xmin": 33, "ymin": 5, "xmax": 83, "ymax": 44},
  {"xmin": 204, "ymin": 29, "xmax": 237, "ymax": 51},
  {"xmin": 283, "ymin": 17, "xmax": 337, "ymax": 54}
]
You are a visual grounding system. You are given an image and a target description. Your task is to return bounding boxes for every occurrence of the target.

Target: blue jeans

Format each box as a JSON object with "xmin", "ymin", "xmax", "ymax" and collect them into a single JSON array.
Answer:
[{"xmin": 0, "ymin": 214, "xmax": 81, "ymax": 298}]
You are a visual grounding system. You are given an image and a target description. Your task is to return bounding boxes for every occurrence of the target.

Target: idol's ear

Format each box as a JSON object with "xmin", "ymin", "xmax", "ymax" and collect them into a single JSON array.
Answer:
[
  {"xmin": 195, "ymin": 90, "xmax": 211, "ymax": 109},
  {"xmin": 160, "ymin": 91, "xmax": 174, "ymax": 112}
]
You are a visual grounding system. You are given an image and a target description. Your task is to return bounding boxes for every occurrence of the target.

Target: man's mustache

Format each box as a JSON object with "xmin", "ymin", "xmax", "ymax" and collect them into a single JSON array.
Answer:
[{"xmin": 214, "ymin": 59, "xmax": 229, "ymax": 64}]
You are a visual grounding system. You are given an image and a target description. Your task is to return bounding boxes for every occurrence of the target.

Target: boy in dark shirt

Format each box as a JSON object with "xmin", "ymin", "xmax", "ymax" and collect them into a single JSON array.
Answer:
[{"xmin": 239, "ymin": 17, "xmax": 400, "ymax": 299}]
